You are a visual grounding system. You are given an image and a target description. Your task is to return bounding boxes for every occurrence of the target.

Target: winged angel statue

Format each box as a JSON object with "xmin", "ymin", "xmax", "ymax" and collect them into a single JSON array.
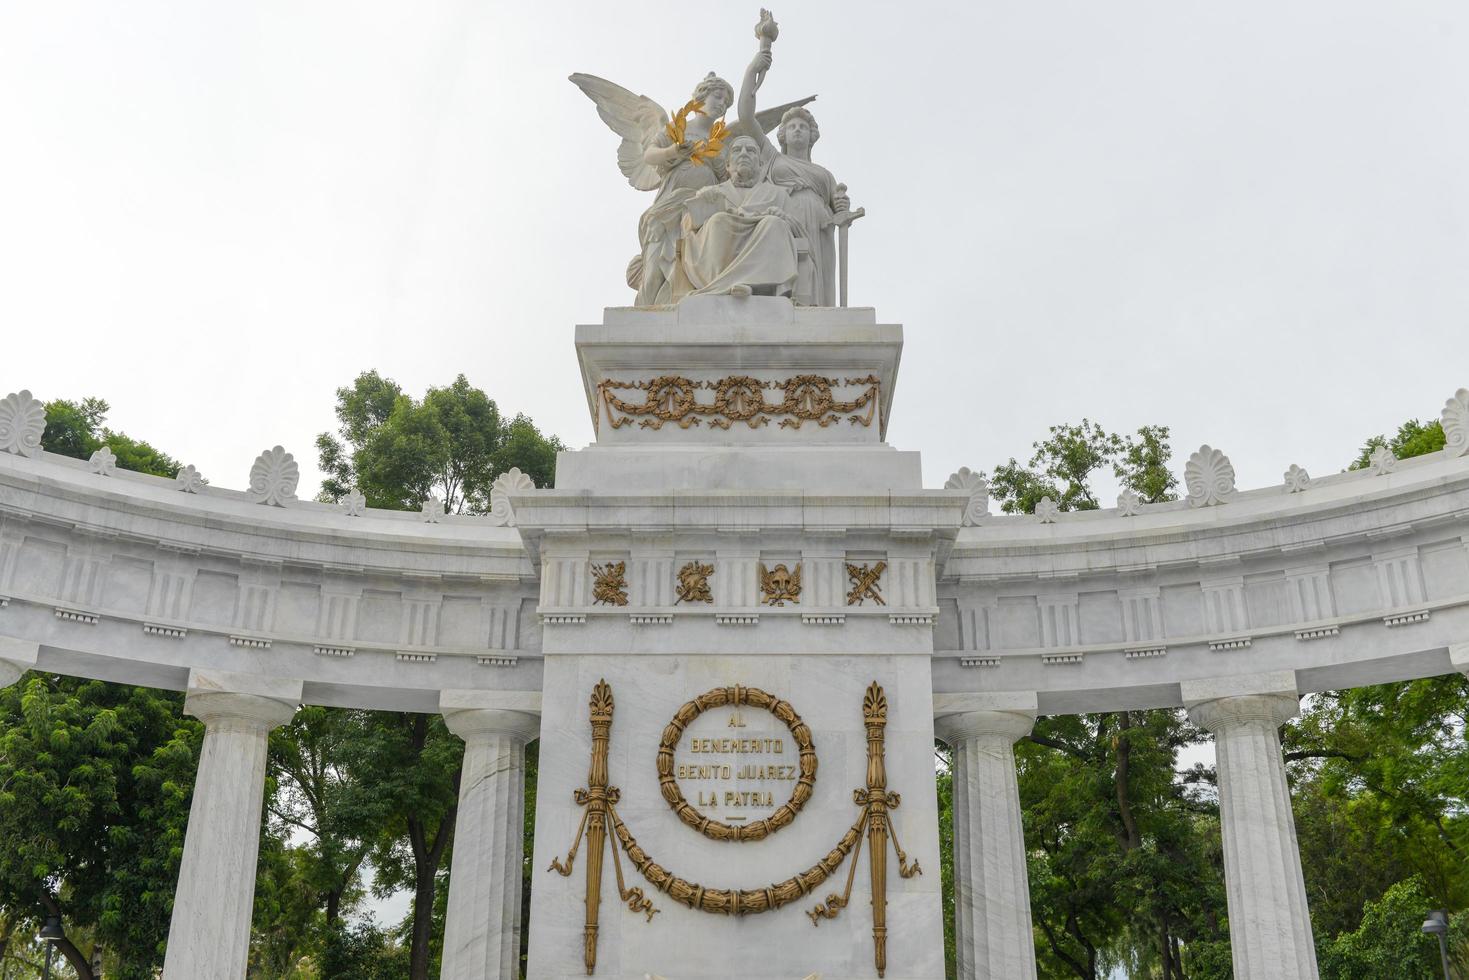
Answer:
[{"xmin": 570, "ymin": 10, "xmax": 818, "ymax": 307}]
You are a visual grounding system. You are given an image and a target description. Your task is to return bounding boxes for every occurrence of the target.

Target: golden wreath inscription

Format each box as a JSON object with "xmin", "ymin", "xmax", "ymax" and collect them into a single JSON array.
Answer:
[{"xmin": 657, "ymin": 684, "xmax": 817, "ymax": 842}]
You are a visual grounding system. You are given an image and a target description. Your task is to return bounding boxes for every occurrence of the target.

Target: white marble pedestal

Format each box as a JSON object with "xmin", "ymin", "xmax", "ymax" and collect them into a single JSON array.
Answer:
[{"xmin": 520, "ymin": 300, "xmax": 954, "ymax": 979}]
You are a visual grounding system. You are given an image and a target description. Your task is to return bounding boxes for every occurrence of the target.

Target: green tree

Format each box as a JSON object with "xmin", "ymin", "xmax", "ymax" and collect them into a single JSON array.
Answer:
[
  {"xmin": 1019, "ymin": 710, "xmax": 1227, "ymax": 980},
  {"xmin": 1114, "ymin": 424, "xmax": 1179, "ymax": 503},
  {"xmin": 355, "ymin": 712, "xmax": 462, "ymax": 980},
  {"xmin": 317, "ymin": 371, "xmax": 563, "ymax": 512},
  {"xmin": 0, "ymin": 677, "xmax": 199, "ymax": 979},
  {"xmin": 1318, "ymin": 877, "xmax": 1468, "ymax": 979},
  {"xmin": 41, "ymin": 397, "xmax": 180, "ymax": 478},
  {"xmin": 990, "ymin": 420, "xmax": 1177, "ymax": 514},
  {"xmin": 1349, "ymin": 418, "xmax": 1445, "ymax": 470}
]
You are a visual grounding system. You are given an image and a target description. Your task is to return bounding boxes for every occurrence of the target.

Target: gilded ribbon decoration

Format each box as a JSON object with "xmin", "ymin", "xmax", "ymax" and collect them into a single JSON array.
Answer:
[
  {"xmin": 598, "ymin": 374, "xmax": 881, "ymax": 432},
  {"xmin": 656, "ymin": 684, "xmax": 817, "ymax": 841},
  {"xmin": 550, "ymin": 680, "xmax": 920, "ymax": 977}
]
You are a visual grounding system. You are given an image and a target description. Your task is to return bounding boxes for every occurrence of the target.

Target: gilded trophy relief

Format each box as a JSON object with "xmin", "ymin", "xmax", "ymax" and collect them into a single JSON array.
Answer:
[
  {"xmin": 674, "ymin": 560, "xmax": 715, "ymax": 604},
  {"xmin": 591, "ymin": 561, "xmax": 630, "ymax": 606},
  {"xmin": 846, "ymin": 561, "xmax": 886, "ymax": 606},
  {"xmin": 759, "ymin": 561, "xmax": 802, "ymax": 605}
]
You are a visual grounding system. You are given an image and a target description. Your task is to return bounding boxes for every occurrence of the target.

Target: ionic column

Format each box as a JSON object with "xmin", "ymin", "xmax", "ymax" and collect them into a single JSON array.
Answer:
[
  {"xmin": 163, "ymin": 670, "xmax": 301, "ymax": 979},
  {"xmin": 1183, "ymin": 672, "xmax": 1318, "ymax": 980},
  {"xmin": 440, "ymin": 690, "xmax": 542, "ymax": 980},
  {"xmin": 935, "ymin": 693, "xmax": 1040, "ymax": 980}
]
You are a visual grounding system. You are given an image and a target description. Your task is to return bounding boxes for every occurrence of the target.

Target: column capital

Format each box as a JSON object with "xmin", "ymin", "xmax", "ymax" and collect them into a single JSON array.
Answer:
[
  {"xmin": 440, "ymin": 689, "xmax": 542, "ymax": 742},
  {"xmin": 1450, "ymin": 643, "xmax": 1469, "ymax": 677},
  {"xmin": 0, "ymin": 638, "xmax": 39, "ymax": 688},
  {"xmin": 184, "ymin": 668, "xmax": 301, "ymax": 730},
  {"xmin": 935, "ymin": 692, "xmax": 1038, "ymax": 746},
  {"xmin": 1182, "ymin": 670, "xmax": 1299, "ymax": 734},
  {"xmin": 934, "ymin": 693, "xmax": 1040, "ymax": 746},
  {"xmin": 936, "ymin": 709, "xmax": 1037, "ymax": 746},
  {"xmin": 1187, "ymin": 693, "xmax": 1299, "ymax": 734}
]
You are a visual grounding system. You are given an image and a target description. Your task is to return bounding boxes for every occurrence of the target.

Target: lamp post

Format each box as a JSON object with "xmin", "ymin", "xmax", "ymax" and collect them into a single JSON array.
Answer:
[
  {"xmin": 38, "ymin": 916, "xmax": 64, "ymax": 980},
  {"xmin": 1422, "ymin": 910, "xmax": 1452, "ymax": 980}
]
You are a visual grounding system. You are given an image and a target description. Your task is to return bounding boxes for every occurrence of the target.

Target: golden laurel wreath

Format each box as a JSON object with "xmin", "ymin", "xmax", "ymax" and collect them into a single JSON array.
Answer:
[
  {"xmin": 656, "ymin": 685, "xmax": 818, "ymax": 842},
  {"xmin": 665, "ymin": 98, "xmax": 728, "ymax": 166}
]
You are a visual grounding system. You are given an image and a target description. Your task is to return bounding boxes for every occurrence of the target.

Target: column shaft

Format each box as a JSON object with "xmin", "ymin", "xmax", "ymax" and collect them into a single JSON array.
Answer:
[
  {"xmin": 1189, "ymin": 691, "xmax": 1318, "ymax": 980},
  {"xmin": 441, "ymin": 705, "xmax": 539, "ymax": 980},
  {"xmin": 163, "ymin": 686, "xmax": 297, "ymax": 979},
  {"xmin": 938, "ymin": 709, "xmax": 1039, "ymax": 980}
]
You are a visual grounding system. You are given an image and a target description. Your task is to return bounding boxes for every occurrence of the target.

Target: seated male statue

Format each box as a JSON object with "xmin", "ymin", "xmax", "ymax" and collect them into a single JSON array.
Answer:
[{"xmin": 678, "ymin": 135, "xmax": 803, "ymax": 299}]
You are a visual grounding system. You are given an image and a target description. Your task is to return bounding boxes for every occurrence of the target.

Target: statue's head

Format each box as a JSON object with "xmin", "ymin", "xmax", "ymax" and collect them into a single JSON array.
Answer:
[
  {"xmin": 728, "ymin": 136, "xmax": 762, "ymax": 184},
  {"xmin": 692, "ymin": 72, "xmax": 734, "ymax": 119},
  {"xmin": 776, "ymin": 106, "xmax": 819, "ymax": 154}
]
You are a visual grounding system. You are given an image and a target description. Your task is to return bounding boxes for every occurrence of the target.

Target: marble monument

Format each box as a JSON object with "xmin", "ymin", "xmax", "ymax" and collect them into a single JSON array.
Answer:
[{"xmin": 0, "ymin": 9, "xmax": 1467, "ymax": 980}]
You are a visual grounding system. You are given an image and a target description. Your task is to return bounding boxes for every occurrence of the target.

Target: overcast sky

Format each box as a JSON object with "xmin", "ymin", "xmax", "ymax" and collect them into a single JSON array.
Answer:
[{"xmin": 3, "ymin": 1, "xmax": 1466, "ymax": 499}]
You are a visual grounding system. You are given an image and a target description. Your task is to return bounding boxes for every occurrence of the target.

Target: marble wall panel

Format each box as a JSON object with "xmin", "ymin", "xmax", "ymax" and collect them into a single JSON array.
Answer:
[
  {"xmin": 527, "ymin": 653, "xmax": 944, "ymax": 980},
  {"xmin": 994, "ymin": 596, "xmax": 1039, "ymax": 649},
  {"xmin": 358, "ymin": 590, "xmax": 400, "ymax": 644},
  {"xmin": 104, "ymin": 556, "xmax": 152, "ymax": 615},
  {"xmin": 275, "ymin": 582, "xmax": 320, "ymax": 636},
  {"xmin": 1329, "ymin": 558, "xmax": 1378, "ymax": 615},
  {"xmin": 189, "ymin": 570, "xmax": 238, "ymax": 627},
  {"xmin": 1161, "ymin": 583, "xmax": 1204, "ymax": 638},
  {"xmin": 1078, "ymin": 591, "xmax": 1124, "ymax": 646},
  {"xmin": 1420, "ymin": 540, "xmax": 1469, "ymax": 600},
  {"xmin": 438, "ymin": 595, "xmax": 484, "ymax": 647},
  {"xmin": 1243, "ymin": 572, "xmax": 1289, "ymax": 630},
  {"xmin": 13, "ymin": 536, "xmax": 65, "ymax": 597}
]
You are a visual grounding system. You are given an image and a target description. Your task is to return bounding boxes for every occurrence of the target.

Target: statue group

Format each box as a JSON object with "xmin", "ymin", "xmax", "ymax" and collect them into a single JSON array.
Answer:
[{"xmin": 572, "ymin": 9, "xmax": 863, "ymax": 307}]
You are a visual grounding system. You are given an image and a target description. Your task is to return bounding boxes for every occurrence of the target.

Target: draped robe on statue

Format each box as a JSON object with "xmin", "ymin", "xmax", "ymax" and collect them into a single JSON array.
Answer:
[
  {"xmin": 764, "ymin": 152, "xmax": 840, "ymax": 307},
  {"xmin": 679, "ymin": 179, "xmax": 801, "ymax": 298}
]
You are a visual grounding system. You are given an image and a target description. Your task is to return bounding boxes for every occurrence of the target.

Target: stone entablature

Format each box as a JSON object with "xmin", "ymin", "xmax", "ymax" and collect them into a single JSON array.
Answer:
[
  {"xmin": 0, "ymin": 446, "xmax": 540, "ymax": 711},
  {"xmin": 936, "ymin": 446, "xmax": 1469, "ymax": 711}
]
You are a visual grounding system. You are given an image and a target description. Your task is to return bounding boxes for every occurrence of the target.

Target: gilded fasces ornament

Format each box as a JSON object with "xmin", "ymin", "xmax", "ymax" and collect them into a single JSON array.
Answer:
[
  {"xmin": 598, "ymin": 374, "xmax": 880, "ymax": 432},
  {"xmin": 759, "ymin": 562, "xmax": 801, "ymax": 606},
  {"xmin": 547, "ymin": 681, "xmax": 659, "ymax": 976},
  {"xmin": 591, "ymin": 561, "xmax": 629, "ymax": 606},
  {"xmin": 674, "ymin": 561, "xmax": 714, "ymax": 604},
  {"xmin": 656, "ymin": 685, "xmax": 817, "ymax": 841},
  {"xmin": 807, "ymin": 682, "xmax": 922, "ymax": 979},
  {"xmin": 846, "ymin": 561, "xmax": 886, "ymax": 606}
]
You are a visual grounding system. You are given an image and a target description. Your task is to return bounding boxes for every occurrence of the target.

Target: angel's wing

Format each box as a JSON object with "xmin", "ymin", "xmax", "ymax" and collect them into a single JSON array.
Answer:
[
  {"xmin": 755, "ymin": 94, "xmax": 817, "ymax": 135},
  {"xmin": 569, "ymin": 73, "xmax": 669, "ymax": 192}
]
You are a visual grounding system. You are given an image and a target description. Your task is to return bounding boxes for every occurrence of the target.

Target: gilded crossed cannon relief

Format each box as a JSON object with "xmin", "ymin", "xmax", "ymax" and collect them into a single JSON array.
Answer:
[
  {"xmin": 597, "ymin": 374, "xmax": 881, "ymax": 432},
  {"xmin": 548, "ymin": 678, "xmax": 921, "ymax": 977}
]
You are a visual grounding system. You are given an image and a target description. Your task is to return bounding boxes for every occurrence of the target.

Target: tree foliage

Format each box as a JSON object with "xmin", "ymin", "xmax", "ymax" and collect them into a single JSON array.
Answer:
[
  {"xmin": 0, "ymin": 677, "xmax": 198, "ymax": 979},
  {"xmin": 1019, "ymin": 710, "xmax": 1229, "ymax": 980},
  {"xmin": 316, "ymin": 371, "xmax": 563, "ymax": 512},
  {"xmin": 41, "ymin": 397, "xmax": 180, "ymax": 478},
  {"xmin": 1349, "ymin": 418, "xmax": 1446, "ymax": 471},
  {"xmin": 990, "ymin": 420, "xmax": 1177, "ymax": 514}
]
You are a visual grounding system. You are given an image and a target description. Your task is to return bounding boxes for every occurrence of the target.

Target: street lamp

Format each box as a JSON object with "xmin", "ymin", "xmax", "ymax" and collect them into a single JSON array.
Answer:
[
  {"xmin": 38, "ymin": 916, "xmax": 64, "ymax": 980},
  {"xmin": 1422, "ymin": 909, "xmax": 1452, "ymax": 980}
]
